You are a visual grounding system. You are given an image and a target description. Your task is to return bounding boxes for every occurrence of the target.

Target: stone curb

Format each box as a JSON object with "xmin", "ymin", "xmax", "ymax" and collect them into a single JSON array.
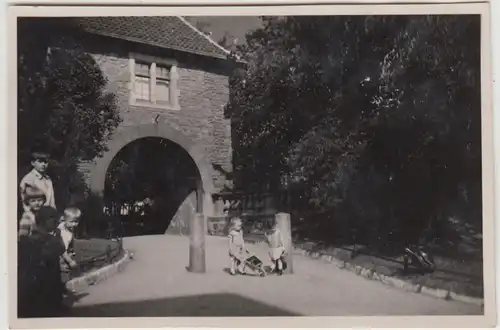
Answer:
[
  {"xmin": 66, "ymin": 250, "xmax": 133, "ymax": 292},
  {"xmin": 292, "ymin": 246, "xmax": 484, "ymax": 307}
]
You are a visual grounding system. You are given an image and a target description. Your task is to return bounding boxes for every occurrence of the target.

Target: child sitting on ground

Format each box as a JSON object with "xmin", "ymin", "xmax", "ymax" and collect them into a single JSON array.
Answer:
[
  {"xmin": 228, "ymin": 217, "xmax": 249, "ymax": 275},
  {"xmin": 58, "ymin": 207, "xmax": 81, "ymax": 291},
  {"xmin": 18, "ymin": 185, "xmax": 46, "ymax": 237},
  {"xmin": 265, "ymin": 219, "xmax": 286, "ymax": 275}
]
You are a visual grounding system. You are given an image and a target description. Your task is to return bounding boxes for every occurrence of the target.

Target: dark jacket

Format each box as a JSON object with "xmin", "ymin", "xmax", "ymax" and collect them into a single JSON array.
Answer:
[{"xmin": 18, "ymin": 231, "xmax": 65, "ymax": 318}]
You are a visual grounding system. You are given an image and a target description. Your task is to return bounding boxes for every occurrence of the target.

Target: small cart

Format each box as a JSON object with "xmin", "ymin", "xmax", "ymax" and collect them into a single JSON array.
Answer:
[{"xmin": 243, "ymin": 255, "xmax": 268, "ymax": 277}]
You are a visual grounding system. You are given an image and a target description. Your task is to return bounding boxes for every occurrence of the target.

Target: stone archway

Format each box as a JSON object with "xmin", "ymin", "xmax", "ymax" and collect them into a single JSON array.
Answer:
[{"xmin": 89, "ymin": 123, "xmax": 215, "ymax": 218}]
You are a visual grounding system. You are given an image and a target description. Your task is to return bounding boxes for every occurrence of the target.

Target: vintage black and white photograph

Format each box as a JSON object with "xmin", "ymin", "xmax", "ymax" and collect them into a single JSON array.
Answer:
[{"xmin": 9, "ymin": 3, "xmax": 494, "ymax": 327}]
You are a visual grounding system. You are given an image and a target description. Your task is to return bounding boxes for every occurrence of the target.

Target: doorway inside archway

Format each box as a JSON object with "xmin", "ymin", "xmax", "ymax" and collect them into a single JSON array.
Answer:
[{"xmin": 104, "ymin": 137, "xmax": 202, "ymax": 236}]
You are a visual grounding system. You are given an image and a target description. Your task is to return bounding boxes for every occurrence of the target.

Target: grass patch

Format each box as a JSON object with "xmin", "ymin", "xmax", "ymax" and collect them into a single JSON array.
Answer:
[
  {"xmin": 293, "ymin": 240, "xmax": 483, "ymax": 299},
  {"xmin": 69, "ymin": 238, "xmax": 124, "ymax": 278},
  {"xmin": 342, "ymin": 250, "xmax": 482, "ymax": 298}
]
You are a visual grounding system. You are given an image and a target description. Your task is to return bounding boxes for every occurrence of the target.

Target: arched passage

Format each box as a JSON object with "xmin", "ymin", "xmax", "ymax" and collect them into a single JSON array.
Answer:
[
  {"xmin": 105, "ymin": 137, "xmax": 204, "ymax": 235},
  {"xmin": 89, "ymin": 123, "xmax": 215, "ymax": 222}
]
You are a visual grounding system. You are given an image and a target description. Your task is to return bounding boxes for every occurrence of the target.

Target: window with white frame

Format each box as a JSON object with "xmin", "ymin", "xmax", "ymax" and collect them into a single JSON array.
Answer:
[{"xmin": 129, "ymin": 53, "xmax": 179, "ymax": 110}]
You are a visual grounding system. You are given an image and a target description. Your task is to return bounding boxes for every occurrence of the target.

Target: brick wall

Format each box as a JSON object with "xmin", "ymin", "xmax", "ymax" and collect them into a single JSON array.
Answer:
[{"xmin": 80, "ymin": 34, "xmax": 233, "ymax": 193}]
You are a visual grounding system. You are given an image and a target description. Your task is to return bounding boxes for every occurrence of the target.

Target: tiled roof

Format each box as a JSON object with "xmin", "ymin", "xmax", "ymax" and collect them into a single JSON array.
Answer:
[{"xmin": 69, "ymin": 16, "xmax": 230, "ymax": 59}]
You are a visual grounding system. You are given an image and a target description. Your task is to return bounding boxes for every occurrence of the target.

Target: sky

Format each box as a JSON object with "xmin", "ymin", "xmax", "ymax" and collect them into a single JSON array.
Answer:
[{"xmin": 185, "ymin": 16, "xmax": 264, "ymax": 48}]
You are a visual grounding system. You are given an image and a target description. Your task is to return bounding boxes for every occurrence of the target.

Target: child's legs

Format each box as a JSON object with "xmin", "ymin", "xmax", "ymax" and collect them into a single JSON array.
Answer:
[
  {"xmin": 269, "ymin": 248, "xmax": 283, "ymax": 269},
  {"xmin": 237, "ymin": 258, "xmax": 246, "ymax": 272},
  {"xmin": 268, "ymin": 251, "xmax": 276, "ymax": 270},
  {"xmin": 60, "ymin": 269, "xmax": 72, "ymax": 293},
  {"xmin": 276, "ymin": 258, "xmax": 283, "ymax": 270},
  {"xmin": 230, "ymin": 256, "xmax": 237, "ymax": 271},
  {"xmin": 230, "ymin": 256, "xmax": 246, "ymax": 273}
]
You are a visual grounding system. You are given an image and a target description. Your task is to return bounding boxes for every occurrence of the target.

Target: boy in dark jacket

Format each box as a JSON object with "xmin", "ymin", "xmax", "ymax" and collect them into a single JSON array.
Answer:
[{"xmin": 18, "ymin": 206, "xmax": 66, "ymax": 318}]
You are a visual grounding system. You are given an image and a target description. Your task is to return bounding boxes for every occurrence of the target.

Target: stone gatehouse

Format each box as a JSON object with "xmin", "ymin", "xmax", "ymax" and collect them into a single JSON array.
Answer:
[{"xmin": 57, "ymin": 16, "xmax": 236, "ymax": 230}]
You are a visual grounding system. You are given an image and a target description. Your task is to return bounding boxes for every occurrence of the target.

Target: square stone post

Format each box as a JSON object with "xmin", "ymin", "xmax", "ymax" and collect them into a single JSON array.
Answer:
[
  {"xmin": 188, "ymin": 213, "xmax": 206, "ymax": 273},
  {"xmin": 275, "ymin": 212, "xmax": 293, "ymax": 274}
]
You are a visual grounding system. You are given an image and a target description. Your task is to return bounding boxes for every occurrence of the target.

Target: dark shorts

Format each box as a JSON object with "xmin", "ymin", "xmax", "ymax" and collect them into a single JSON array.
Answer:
[{"xmin": 60, "ymin": 270, "xmax": 71, "ymax": 283}]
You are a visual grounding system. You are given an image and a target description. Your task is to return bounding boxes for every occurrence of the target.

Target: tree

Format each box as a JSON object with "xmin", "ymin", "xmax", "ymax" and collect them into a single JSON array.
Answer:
[
  {"xmin": 18, "ymin": 18, "xmax": 121, "ymax": 209},
  {"xmin": 195, "ymin": 20, "xmax": 212, "ymax": 36},
  {"xmin": 228, "ymin": 16, "xmax": 402, "ymax": 189},
  {"xmin": 369, "ymin": 15, "xmax": 482, "ymax": 245},
  {"xmin": 227, "ymin": 15, "xmax": 482, "ymax": 249},
  {"xmin": 218, "ymin": 32, "xmax": 236, "ymax": 50}
]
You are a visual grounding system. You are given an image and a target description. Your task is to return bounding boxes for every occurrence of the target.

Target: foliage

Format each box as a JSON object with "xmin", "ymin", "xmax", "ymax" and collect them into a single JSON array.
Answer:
[
  {"xmin": 218, "ymin": 32, "xmax": 236, "ymax": 49},
  {"xmin": 194, "ymin": 20, "xmax": 212, "ymax": 36},
  {"xmin": 227, "ymin": 15, "xmax": 482, "ymax": 248},
  {"xmin": 18, "ymin": 18, "xmax": 121, "ymax": 208}
]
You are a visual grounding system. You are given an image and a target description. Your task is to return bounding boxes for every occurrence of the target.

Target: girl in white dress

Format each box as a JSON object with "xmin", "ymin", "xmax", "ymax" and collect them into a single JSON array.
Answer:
[
  {"xmin": 228, "ymin": 217, "xmax": 249, "ymax": 275},
  {"xmin": 265, "ymin": 220, "xmax": 286, "ymax": 275}
]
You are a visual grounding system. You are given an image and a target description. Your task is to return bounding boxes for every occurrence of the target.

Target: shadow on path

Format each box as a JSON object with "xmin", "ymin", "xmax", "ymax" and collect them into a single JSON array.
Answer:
[{"xmin": 67, "ymin": 293, "xmax": 300, "ymax": 317}]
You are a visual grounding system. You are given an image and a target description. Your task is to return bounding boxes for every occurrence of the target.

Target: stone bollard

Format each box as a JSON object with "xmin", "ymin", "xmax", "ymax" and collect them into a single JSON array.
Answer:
[
  {"xmin": 275, "ymin": 212, "xmax": 294, "ymax": 274},
  {"xmin": 188, "ymin": 213, "xmax": 206, "ymax": 273}
]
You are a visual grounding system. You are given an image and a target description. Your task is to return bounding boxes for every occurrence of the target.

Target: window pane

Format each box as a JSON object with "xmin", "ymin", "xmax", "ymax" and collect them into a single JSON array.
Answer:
[
  {"xmin": 156, "ymin": 79, "xmax": 170, "ymax": 103},
  {"xmin": 135, "ymin": 76, "xmax": 150, "ymax": 101},
  {"xmin": 156, "ymin": 65, "xmax": 170, "ymax": 79},
  {"xmin": 135, "ymin": 62, "xmax": 150, "ymax": 76}
]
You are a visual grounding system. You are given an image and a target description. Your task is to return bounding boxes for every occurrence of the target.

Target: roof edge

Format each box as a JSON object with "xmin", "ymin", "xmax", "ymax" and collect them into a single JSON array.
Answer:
[
  {"xmin": 177, "ymin": 16, "xmax": 232, "ymax": 56},
  {"xmin": 80, "ymin": 28, "xmax": 229, "ymax": 60}
]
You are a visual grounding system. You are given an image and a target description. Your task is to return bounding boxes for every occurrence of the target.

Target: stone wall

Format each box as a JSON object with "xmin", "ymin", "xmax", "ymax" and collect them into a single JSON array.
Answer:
[
  {"xmin": 168, "ymin": 191, "xmax": 198, "ymax": 235},
  {"xmin": 77, "ymin": 33, "xmax": 233, "ymax": 194}
]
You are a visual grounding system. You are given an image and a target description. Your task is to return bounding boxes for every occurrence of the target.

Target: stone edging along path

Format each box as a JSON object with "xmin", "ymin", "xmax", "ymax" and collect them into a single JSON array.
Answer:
[
  {"xmin": 291, "ymin": 245, "xmax": 484, "ymax": 307},
  {"xmin": 66, "ymin": 250, "xmax": 134, "ymax": 292},
  {"xmin": 64, "ymin": 238, "xmax": 483, "ymax": 308}
]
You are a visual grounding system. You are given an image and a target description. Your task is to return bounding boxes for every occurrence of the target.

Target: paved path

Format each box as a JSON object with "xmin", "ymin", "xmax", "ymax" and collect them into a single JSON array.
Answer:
[{"xmin": 68, "ymin": 235, "xmax": 483, "ymax": 317}]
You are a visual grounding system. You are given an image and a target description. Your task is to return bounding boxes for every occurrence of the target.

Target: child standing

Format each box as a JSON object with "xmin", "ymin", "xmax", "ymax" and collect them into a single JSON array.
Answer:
[
  {"xmin": 18, "ymin": 206, "xmax": 66, "ymax": 317},
  {"xmin": 58, "ymin": 207, "xmax": 81, "ymax": 290},
  {"xmin": 265, "ymin": 219, "xmax": 286, "ymax": 275},
  {"xmin": 18, "ymin": 185, "xmax": 46, "ymax": 237},
  {"xmin": 228, "ymin": 217, "xmax": 248, "ymax": 275},
  {"xmin": 20, "ymin": 151, "xmax": 56, "ymax": 212}
]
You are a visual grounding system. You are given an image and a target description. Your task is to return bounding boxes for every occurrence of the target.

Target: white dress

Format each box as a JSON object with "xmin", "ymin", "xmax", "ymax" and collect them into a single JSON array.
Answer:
[
  {"xmin": 266, "ymin": 228, "xmax": 285, "ymax": 261},
  {"xmin": 228, "ymin": 229, "xmax": 248, "ymax": 261}
]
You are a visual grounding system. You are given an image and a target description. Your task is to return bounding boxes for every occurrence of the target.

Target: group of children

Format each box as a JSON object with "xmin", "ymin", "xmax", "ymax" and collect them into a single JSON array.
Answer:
[
  {"xmin": 18, "ymin": 152, "xmax": 288, "ymax": 313},
  {"xmin": 228, "ymin": 216, "xmax": 287, "ymax": 276},
  {"xmin": 17, "ymin": 151, "xmax": 82, "ymax": 317}
]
